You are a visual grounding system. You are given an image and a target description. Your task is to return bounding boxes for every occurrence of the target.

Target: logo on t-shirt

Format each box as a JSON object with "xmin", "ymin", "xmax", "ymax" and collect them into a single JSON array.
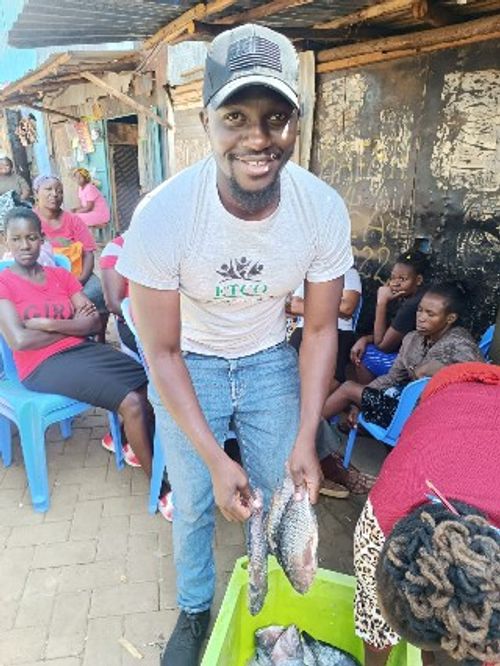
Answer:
[{"xmin": 214, "ymin": 256, "xmax": 268, "ymax": 299}]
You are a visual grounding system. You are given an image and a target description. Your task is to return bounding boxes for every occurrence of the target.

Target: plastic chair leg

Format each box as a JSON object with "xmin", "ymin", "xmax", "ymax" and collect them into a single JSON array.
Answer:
[
  {"xmin": 149, "ymin": 432, "xmax": 165, "ymax": 514},
  {"xmin": 108, "ymin": 412, "xmax": 124, "ymax": 469},
  {"xmin": 0, "ymin": 414, "xmax": 12, "ymax": 466},
  {"xmin": 18, "ymin": 409, "xmax": 50, "ymax": 512},
  {"xmin": 59, "ymin": 417, "xmax": 72, "ymax": 439},
  {"xmin": 343, "ymin": 427, "xmax": 358, "ymax": 468}
]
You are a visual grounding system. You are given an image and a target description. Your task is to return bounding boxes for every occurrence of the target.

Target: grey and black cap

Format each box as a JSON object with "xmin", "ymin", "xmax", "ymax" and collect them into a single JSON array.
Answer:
[{"xmin": 203, "ymin": 24, "xmax": 299, "ymax": 110}]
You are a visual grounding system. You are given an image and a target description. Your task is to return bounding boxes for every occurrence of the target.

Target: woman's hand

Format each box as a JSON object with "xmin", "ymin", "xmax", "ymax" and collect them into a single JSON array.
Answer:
[
  {"xmin": 377, "ymin": 284, "xmax": 403, "ymax": 305},
  {"xmin": 287, "ymin": 441, "xmax": 323, "ymax": 504},
  {"xmin": 350, "ymin": 337, "xmax": 368, "ymax": 366},
  {"xmin": 75, "ymin": 302, "xmax": 97, "ymax": 318},
  {"xmin": 347, "ymin": 404, "xmax": 360, "ymax": 429},
  {"xmin": 211, "ymin": 456, "xmax": 252, "ymax": 523}
]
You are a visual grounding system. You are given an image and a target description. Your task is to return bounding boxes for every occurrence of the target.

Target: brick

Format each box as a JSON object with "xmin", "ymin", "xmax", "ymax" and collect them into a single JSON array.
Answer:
[
  {"xmin": 122, "ymin": 610, "xmax": 178, "ymax": 665},
  {"xmin": 8, "ymin": 521, "xmax": 71, "ymax": 548},
  {"xmin": 90, "ymin": 581, "xmax": 158, "ymax": 618},
  {"xmin": 0, "ymin": 506, "xmax": 44, "ymax": 527},
  {"xmin": 131, "ymin": 472, "xmax": 149, "ymax": 495},
  {"xmin": 24, "ymin": 569, "xmax": 61, "ymax": 596},
  {"xmin": 78, "ymin": 476, "xmax": 131, "ymax": 502},
  {"xmin": 0, "ymin": 464, "xmax": 28, "ymax": 490},
  {"xmin": 158, "ymin": 555, "xmax": 177, "ymax": 611},
  {"xmin": 0, "ymin": 546, "xmax": 35, "ymax": 602},
  {"xmin": 158, "ymin": 526, "xmax": 174, "ymax": 556},
  {"xmin": 45, "ymin": 633, "xmax": 86, "ymax": 661},
  {"xmin": 83, "ymin": 616, "xmax": 122, "ymax": 666},
  {"xmin": 33, "ymin": 540, "xmax": 96, "ymax": 569},
  {"xmin": 0, "ymin": 487, "xmax": 27, "ymax": 509},
  {"xmin": 102, "ymin": 495, "xmax": 149, "ymax": 517},
  {"xmin": 126, "ymin": 550, "xmax": 161, "ymax": 584},
  {"xmin": 58, "ymin": 560, "xmax": 126, "ymax": 593},
  {"xmin": 84, "ymin": 439, "xmax": 110, "ymax": 468},
  {"xmin": 16, "ymin": 659, "xmax": 81, "ymax": 666},
  {"xmin": 0, "ymin": 523, "xmax": 12, "ymax": 548},
  {"xmin": 15, "ymin": 592, "xmax": 55, "ymax": 628},
  {"xmin": 98, "ymin": 514, "xmax": 130, "ymax": 535},
  {"xmin": 45, "ymin": 590, "xmax": 91, "ymax": 659},
  {"xmin": 95, "ymin": 530, "xmax": 128, "ymax": 562},
  {"xmin": 69, "ymin": 501, "xmax": 103, "ymax": 541},
  {"xmin": 43, "ymin": 484, "xmax": 79, "ymax": 523},
  {"xmin": 0, "ymin": 626, "xmax": 46, "ymax": 664},
  {"xmin": 214, "ymin": 543, "xmax": 245, "ymax": 574},
  {"xmin": 214, "ymin": 511, "xmax": 245, "ymax": 548},
  {"xmin": 0, "ymin": 599, "xmax": 18, "ymax": 631},
  {"xmin": 55, "ymin": 466, "xmax": 107, "ymax": 487},
  {"xmin": 128, "ymin": 533, "xmax": 158, "ymax": 555},
  {"xmin": 129, "ymin": 513, "xmax": 164, "ymax": 536}
]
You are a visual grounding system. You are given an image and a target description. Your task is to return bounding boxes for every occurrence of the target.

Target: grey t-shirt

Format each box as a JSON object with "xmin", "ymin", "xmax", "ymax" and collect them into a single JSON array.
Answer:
[{"xmin": 117, "ymin": 156, "xmax": 353, "ymax": 359}]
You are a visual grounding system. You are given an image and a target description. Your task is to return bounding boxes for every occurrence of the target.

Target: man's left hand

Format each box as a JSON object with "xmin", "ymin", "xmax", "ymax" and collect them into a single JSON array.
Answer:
[{"xmin": 287, "ymin": 442, "xmax": 323, "ymax": 505}]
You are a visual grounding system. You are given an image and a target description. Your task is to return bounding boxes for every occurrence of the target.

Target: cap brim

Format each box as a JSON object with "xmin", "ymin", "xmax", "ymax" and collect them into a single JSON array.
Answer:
[{"xmin": 207, "ymin": 74, "xmax": 299, "ymax": 110}]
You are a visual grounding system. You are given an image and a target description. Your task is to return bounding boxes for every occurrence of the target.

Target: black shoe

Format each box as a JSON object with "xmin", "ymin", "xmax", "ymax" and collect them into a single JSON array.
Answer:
[{"xmin": 161, "ymin": 609, "xmax": 210, "ymax": 666}]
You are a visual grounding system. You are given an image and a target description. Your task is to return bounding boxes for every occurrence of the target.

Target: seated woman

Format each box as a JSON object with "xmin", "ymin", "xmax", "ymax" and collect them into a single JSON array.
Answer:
[
  {"xmin": 323, "ymin": 282, "xmax": 483, "ymax": 427},
  {"xmin": 350, "ymin": 250, "xmax": 428, "ymax": 383},
  {"xmin": 289, "ymin": 265, "xmax": 362, "ymax": 392},
  {"xmin": 0, "ymin": 156, "xmax": 31, "ymax": 202},
  {"xmin": 32, "ymin": 175, "xmax": 108, "ymax": 341},
  {"xmin": 0, "ymin": 207, "xmax": 171, "ymax": 521},
  {"xmin": 71, "ymin": 168, "xmax": 110, "ymax": 229},
  {"xmin": 99, "ymin": 233, "xmax": 138, "ymax": 356},
  {"xmin": 354, "ymin": 362, "xmax": 500, "ymax": 666}
]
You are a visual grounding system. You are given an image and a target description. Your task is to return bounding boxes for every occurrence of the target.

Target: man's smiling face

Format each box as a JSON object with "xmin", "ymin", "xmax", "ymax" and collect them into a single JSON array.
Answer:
[{"xmin": 201, "ymin": 85, "xmax": 299, "ymax": 217}]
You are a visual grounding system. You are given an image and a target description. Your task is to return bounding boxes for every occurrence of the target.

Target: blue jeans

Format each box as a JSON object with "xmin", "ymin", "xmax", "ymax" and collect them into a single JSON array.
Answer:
[{"xmin": 148, "ymin": 342, "xmax": 300, "ymax": 613}]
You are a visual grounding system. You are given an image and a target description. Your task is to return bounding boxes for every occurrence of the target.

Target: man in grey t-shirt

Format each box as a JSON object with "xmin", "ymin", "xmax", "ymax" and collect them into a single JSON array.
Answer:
[{"xmin": 118, "ymin": 24, "xmax": 352, "ymax": 666}]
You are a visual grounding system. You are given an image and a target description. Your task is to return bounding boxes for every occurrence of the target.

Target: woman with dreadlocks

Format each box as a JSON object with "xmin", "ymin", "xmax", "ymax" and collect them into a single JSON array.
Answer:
[{"xmin": 354, "ymin": 361, "xmax": 500, "ymax": 666}]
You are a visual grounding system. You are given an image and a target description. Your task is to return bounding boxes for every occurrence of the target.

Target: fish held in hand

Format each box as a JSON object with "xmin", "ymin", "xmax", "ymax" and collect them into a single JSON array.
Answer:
[
  {"xmin": 267, "ymin": 474, "xmax": 295, "ymax": 556},
  {"xmin": 247, "ymin": 488, "xmax": 269, "ymax": 615},
  {"xmin": 275, "ymin": 487, "xmax": 318, "ymax": 595}
]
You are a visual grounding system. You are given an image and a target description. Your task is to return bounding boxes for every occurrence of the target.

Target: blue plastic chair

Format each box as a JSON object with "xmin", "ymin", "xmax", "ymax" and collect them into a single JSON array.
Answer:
[
  {"xmin": 0, "ymin": 259, "xmax": 124, "ymax": 512},
  {"xmin": 121, "ymin": 297, "xmax": 165, "ymax": 514},
  {"xmin": 343, "ymin": 377, "xmax": 430, "ymax": 468},
  {"xmin": 478, "ymin": 324, "xmax": 494, "ymax": 361}
]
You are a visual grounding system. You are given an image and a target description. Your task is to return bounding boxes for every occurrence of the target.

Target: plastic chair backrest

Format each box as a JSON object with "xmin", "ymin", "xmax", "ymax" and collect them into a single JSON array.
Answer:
[
  {"xmin": 478, "ymin": 325, "xmax": 494, "ymax": 360},
  {"xmin": 351, "ymin": 294, "xmax": 363, "ymax": 331},
  {"xmin": 383, "ymin": 377, "xmax": 430, "ymax": 442},
  {"xmin": 121, "ymin": 298, "xmax": 149, "ymax": 371}
]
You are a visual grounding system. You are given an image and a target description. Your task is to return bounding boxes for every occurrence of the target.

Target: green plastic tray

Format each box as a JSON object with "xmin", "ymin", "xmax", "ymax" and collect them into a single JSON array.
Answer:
[{"xmin": 202, "ymin": 556, "xmax": 422, "ymax": 666}]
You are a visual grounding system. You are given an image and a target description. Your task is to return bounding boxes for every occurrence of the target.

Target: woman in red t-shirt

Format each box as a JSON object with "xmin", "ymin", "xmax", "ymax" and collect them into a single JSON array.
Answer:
[
  {"xmin": 0, "ymin": 208, "xmax": 155, "ymax": 486},
  {"xmin": 32, "ymin": 175, "xmax": 108, "ymax": 341},
  {"xmin": 354, "ymin": 363, "xmax": 500, "ymax": 666}
]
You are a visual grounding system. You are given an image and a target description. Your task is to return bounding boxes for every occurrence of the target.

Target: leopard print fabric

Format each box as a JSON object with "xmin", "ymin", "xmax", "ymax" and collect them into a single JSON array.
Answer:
[{"xmin": 353, "ymin": 499, "xmax": 401, "ymax": 649}]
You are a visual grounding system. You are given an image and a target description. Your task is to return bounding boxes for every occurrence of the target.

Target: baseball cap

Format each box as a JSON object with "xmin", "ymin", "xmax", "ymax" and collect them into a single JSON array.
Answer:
[{"xmin": 203, "ymin": 24, "xmax": 299, "ymax": 109}]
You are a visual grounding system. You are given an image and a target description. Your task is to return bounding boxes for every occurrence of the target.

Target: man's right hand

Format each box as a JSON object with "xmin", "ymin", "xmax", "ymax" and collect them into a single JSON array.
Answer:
[
  {"xmin": 211, "ymin": 456, "xmax": 252, "ymax": 523},
  {"xmin": 350, "ymin": 337, "xmax": 368, "ymax": 366}
]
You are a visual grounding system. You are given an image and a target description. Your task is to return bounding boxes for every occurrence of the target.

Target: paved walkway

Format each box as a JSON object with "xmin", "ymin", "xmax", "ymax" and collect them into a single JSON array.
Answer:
[{"xmin": 0, "ymin": 406, "xmax": 368, "ymax": 666}]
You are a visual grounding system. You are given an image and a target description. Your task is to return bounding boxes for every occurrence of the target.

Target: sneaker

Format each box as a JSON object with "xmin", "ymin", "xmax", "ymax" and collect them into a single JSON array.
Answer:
[
  {"xmin": 101, "ymin": 434, "xmax": 141, "ymax": 468},
  {"xmin": 158, "ymin": 491, "xmax": 174, "ymax": 522},
  {"xmin": 161, "ymin": 609, "xmax": 210, "ymax": 666},
  {"xmin": 319, "ymin": 479, "xmax": 350, "ymax": 499}
]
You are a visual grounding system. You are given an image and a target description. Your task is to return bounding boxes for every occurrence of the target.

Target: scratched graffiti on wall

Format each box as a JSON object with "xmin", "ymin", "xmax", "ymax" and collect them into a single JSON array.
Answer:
[{"xmin": 312, "ymin": 46, "xmax": 499, "ymax": 334}]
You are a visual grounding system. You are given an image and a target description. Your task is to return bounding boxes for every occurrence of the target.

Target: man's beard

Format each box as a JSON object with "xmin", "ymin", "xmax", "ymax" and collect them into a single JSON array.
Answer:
[{"xmin": 228, "ymin": 175, "xmax": 281, "ymax": 216}]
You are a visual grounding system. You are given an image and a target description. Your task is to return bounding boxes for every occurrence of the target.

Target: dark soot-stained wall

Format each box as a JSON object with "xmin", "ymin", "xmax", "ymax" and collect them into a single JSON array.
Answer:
[{"xmin": 312, "ymin": 42, "xmax": 499, "ymax": 335}]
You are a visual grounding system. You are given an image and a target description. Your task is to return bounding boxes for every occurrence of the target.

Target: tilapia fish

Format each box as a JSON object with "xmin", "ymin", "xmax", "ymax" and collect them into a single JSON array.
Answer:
[
  {"xmin": 247, "ymin": 489, "xmax": 269, "ymax": 616},
  {"xmin": 302, "ymin": 632, "xmax": 362, "ymax": 665},
  {"xmin": 275, "ymin": 487, "xmax": 318, "ymax": 595},
  {"xmin": 266, "ymin": 475, "xmax": 295, "ymax": 557}
]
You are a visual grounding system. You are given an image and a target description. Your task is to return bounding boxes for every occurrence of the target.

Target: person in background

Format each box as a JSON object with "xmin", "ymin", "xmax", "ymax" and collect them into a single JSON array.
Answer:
[
  {"xmin": 323, "ymin": 282, "xmax": 483, "ymax": 427},
  {"xmin": 354, "ymin": 362, "xmax": 500, "ymax": 666},
  {"xmin": 0, "ymin": 207, "xmax": 156, "ymax": 490},
  {"xmin": 71, "ymin": 168, "xmax": 111, "ymax": 229},
  {"xmin": 99, "ymin": 233, "xmax": 138, "ymax": 356},
  {"xmin": 32, "ymin": 175, "xmax": 108, "ymax": 342},
  {"xmin": 350, "ymin": 251, "xmax": 428, "ymax": 384},
  {"xmin": 0, "ymin": 156, "xmax": 31, "ymax": 201}
]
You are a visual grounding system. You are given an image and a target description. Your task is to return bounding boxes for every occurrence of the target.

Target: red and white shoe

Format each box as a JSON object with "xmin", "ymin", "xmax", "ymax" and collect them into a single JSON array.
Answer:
[
  {"xmin": 158, "ymin": 492, "xmax": 174, "ymax": 522},
  {"xmin": 101, "ymin": 433, "xmax": 141, "ymax": 468}
]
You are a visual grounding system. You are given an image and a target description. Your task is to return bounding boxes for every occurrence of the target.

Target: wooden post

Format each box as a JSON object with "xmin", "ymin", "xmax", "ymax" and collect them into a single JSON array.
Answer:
[{"xmin": 81, "ymin": 72, "xmax": 171, "ymax": 129}]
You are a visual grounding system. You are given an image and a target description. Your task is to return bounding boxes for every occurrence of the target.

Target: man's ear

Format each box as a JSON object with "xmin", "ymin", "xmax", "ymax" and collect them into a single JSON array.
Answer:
[
  {"xmin": 447, "ymin": 312, "xmax": 458, "ymax": 325},
  {"xmin": 200, "ymin": 108, "xmax": 209, "ymax": 135},
  {"xmin": 416, "ymin": 274, "xmax": 424, "ymax": 286}
]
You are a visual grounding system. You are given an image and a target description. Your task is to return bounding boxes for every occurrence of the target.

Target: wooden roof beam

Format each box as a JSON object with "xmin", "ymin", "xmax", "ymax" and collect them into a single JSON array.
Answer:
[
  {"xmin": 317, "ymin": 13, "xmax": 500, "ymax": 71},
  {"xmin": 412, "ymin": 0, "xmax": 457, "ymax": 28},
  {"xmin": 81, "ymin": 71, "xmax": 172, "ymax": 129},
  {"xmin": 314, "ymin": 0, "xmax": 414, "ymax": 30},
  {"xmin": 216, "ymin": 0, "xmax": 314, "ymax": 25},
  {"xmin": 143, "ymin": 0, "xmax": 237, "ymax": 50},
  {"xmin": 0, "ymin": 53, "xmax": 71, "ymax": 99}
]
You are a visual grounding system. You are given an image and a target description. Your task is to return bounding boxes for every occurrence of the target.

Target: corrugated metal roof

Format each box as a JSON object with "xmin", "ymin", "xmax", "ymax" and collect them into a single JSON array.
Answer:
[
  {"xmin": 0, "ymin": 50, "xmax": 139, "ymax": 106},
  {"xmin": 7, "ymin": 0, "xmax": 500, "ymax": 51}
]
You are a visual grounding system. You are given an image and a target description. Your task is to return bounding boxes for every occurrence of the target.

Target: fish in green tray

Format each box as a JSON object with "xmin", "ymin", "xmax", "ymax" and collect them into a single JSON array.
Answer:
[
  {"xmin": 302, "ymin": 631, "xmax": 362, "ymax": 665},
  {"xmin": 274, "ymin": 486, "xmax": 318, "ymax": 595},
  {"xmin": 247, "ymin": 488, "xmax": 269, "ymax": 615}
]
